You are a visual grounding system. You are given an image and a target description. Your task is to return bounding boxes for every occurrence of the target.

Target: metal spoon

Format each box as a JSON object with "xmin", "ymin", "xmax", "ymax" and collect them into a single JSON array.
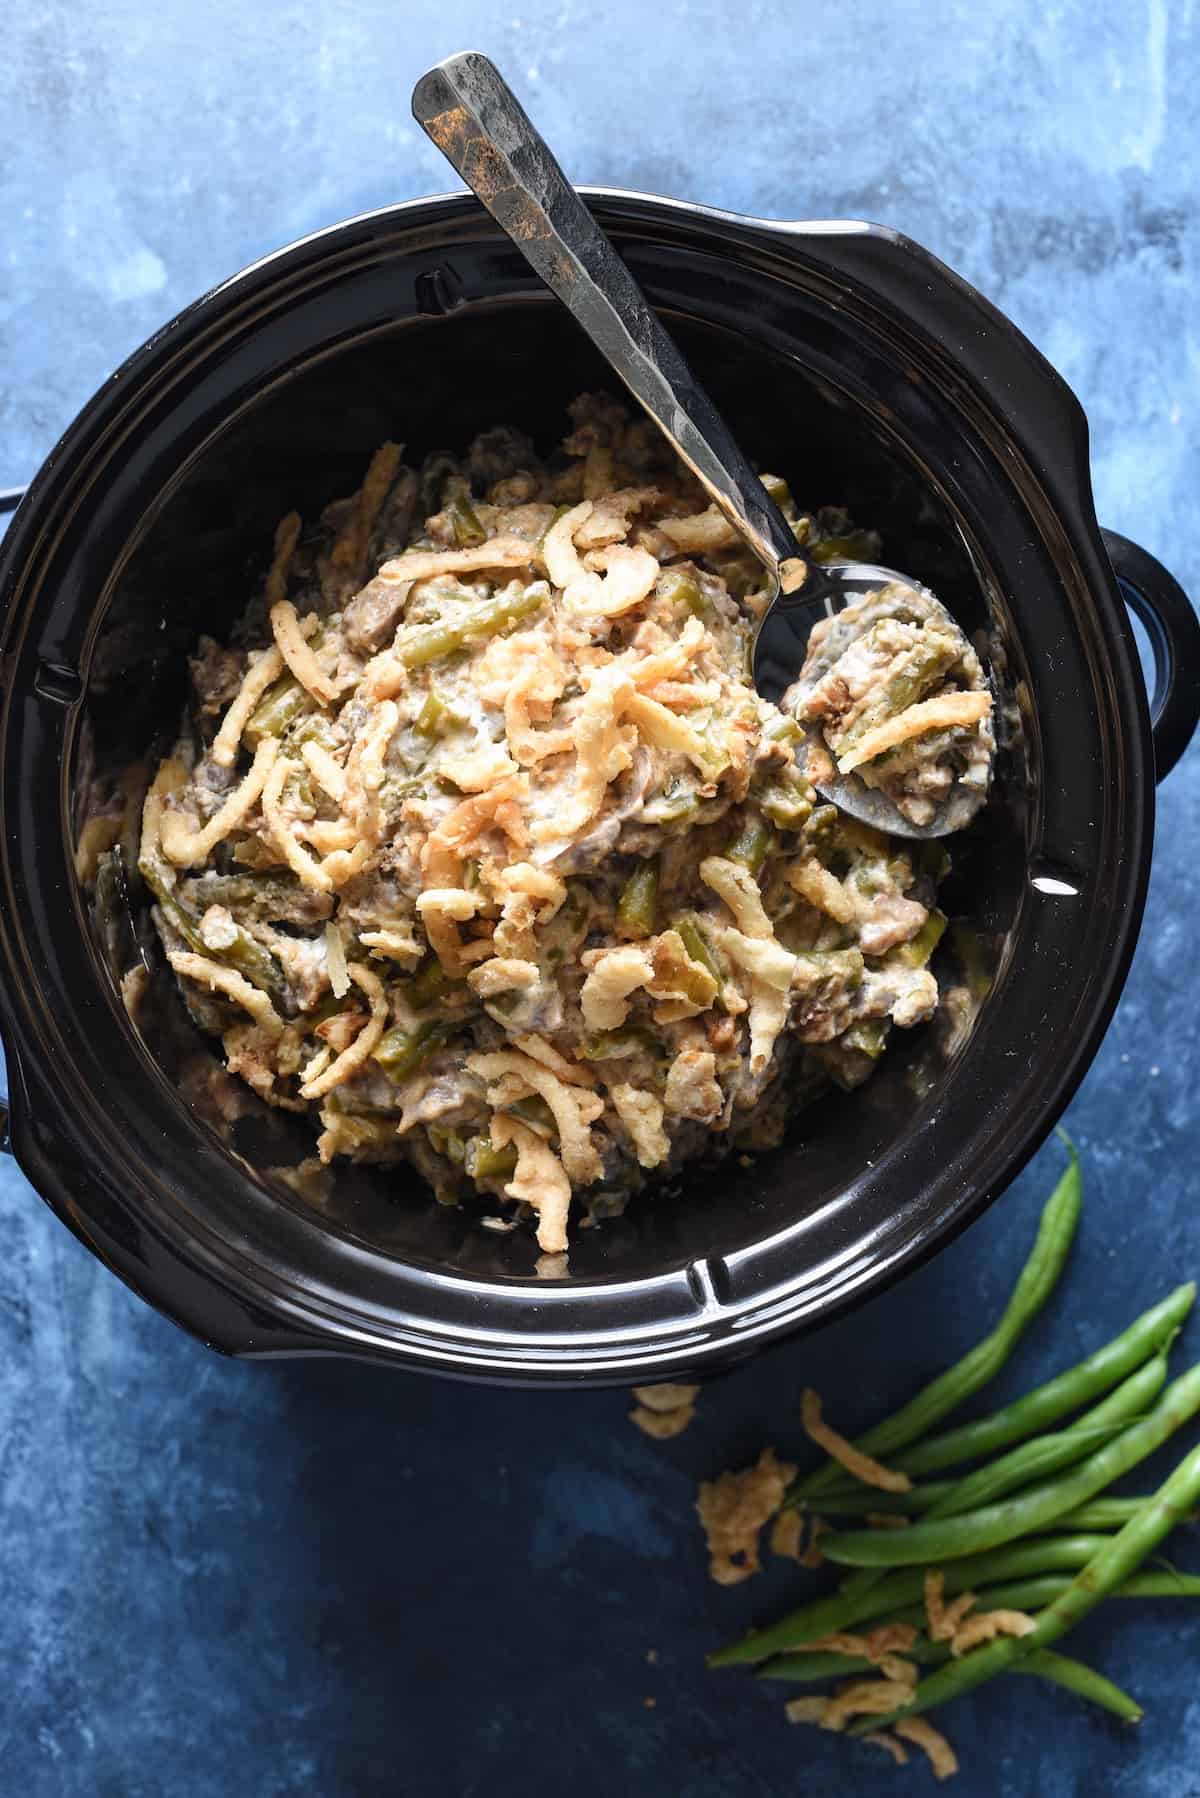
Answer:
[{"xmin": 411, "ymin": 51, "xmax": 989, "ymax": 838}]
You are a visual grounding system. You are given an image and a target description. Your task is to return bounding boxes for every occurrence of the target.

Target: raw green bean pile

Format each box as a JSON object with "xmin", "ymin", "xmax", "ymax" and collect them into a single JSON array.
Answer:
[{"xmin": 702, "ymin": 1142, "xmax": 1200, "ymax": 1772}]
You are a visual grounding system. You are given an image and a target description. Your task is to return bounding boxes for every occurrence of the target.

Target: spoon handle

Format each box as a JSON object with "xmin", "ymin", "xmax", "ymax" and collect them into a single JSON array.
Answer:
[{"xmin": 411, "ymin": 51, "xmax": 802, "ymax": 586}]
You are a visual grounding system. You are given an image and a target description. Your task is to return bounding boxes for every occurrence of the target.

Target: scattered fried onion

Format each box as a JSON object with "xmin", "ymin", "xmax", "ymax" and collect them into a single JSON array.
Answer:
[
  {"xmin": 623, "ymin": 691, "xmax": 713, "ymax": 774},
  {"xmin": 696, "ymin": 1447, "xmax": 796, "ymax": 1586},
  {"xmin": 700, "ymin": 855, "xmax": 774, "ymax": 939},
  {"xmin": 166, "ymin": 950, "xmax": 283, "ymax": 1038},
  {"xmin": 261, "ymin": 752, "xmax": 332, "ymax": 892},
  {"xmin": 298, "ymin": 963, "xmax": 388, "ymax": 1099},
  {"xmin": 513, "ymin": 1032, "xmax": 595, "ymax": 1087},
  {"xmin": 609, "ymin": 1084, "xmax": 670, "ymax": 1169},
  {"xmin": 925, "ymin": 1570, "xmax": 977, "ymax": 1643},
  {"xmin": 630, "ymin": 1381, "xmax": 700, "ymax": 1439},
  {"xmin": 893, "ymin": 1718, "xmax": 959, "ymax": 1781},
  {"xmin": 159, "ymin": 738, "xmax": 279, "ymax": 869},
  {"xmin": 468, "ymin": 958, "xmax": 540, "ymax": 999},
  {"xmin": 469, "ymin": 1049, "xmax": 604, "ymax": 1185},
  {"xmin": 378, "ymin": 535, "xmax": 534, "ymax": 585},
  {"xmin": 769, "ymin": 1509, "xmax": 805, "ymax": 1562},
  {"xmin": 657, "ymin": 505, "xmax": 739, "ymax": 554},
  {"xmin": 786, "ymin": 856, "xmax": 859, "ymax": 926},
  {"xmin": 949, "ymin": 1608, "xmax": 1035, "ymax": 1658},
  {"xmin": 264, "ymin": 510, "xmax": 302, "ymax": 605},
  {"xmin": 416, "ymin": 887, "xmax": 481, "ymax": 976},
  {"xmin": 800, "ymin": 1390, "xmax": 912, "ymax": 1493},
  {"xmin": 301, "ymin": 738, "xmax": 347, "ymax": 804},
  {"xmin": 863, "ymin": 1731, "xmax": 909, "ymax": 1765},
  {"xmin": 837, "ymin": 691, "xmax": 992, "ymax": 774}
]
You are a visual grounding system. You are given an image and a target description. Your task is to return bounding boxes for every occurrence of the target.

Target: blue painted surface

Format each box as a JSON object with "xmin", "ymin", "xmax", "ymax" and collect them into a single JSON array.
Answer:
[{"xmin": 2, "ymin": 2, "xmax": 1198, "ymax": 1791}]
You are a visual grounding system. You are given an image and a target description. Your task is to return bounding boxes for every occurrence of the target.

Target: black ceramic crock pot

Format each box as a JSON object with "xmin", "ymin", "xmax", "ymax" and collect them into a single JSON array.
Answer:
[{"xmin": 2, "ymin": 191, "xmax": 1198, "ymax": 1384}]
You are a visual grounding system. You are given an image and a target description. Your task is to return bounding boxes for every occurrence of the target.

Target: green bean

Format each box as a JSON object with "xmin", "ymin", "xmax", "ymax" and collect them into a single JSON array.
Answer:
[
  {"xmin": 1014, "ymin": 1653, "xmax": 1143, "ymax": 1723},
  {"xmin": 791, "ymin": 1489, "xmax": 1175, "ymax": 1527},
  {"xmin": 465, "ymin": 1138, "xmax": 519, "ymax": 1182},
  {"xmin": 851, "ymin": 1438, "xmax": 1200, "ymax": 1733},
  {"xmin": 822, "ymin": 1362, "xmax": 1200, "ymax": 1568},
  {"xmin": 140, "ymin": 860, "xmax": 285, "ymax": 1005},
  {"xmin": 838, "ymin": 639, "xmax": 959, "ymax": 750},
  {"xmin": 1051, "ymin": 1497, "xmax": 1159, "ymax": 1531},
  {"xmin": 891, "ymin": 909, "xmax": 947, "ymax": 969},
  {"xmin": 706, "ymin": 1535, "xmax": 1115, "ymax": 1668},
  {"xmin": 786, "ymin": 1144, "xmax": 1082, "ymax": 1509},
  {"xmin": 674, "ymin": 914, "xmax": 725, "ymax": 1003},
  {"xmin": 657, "ymin": 567, "xmax": 712, "ymax": 620},
  {"xmin": 724, "ymin": 816, "xmax": 775, "ymax": 877},
  {"xmin": 395, "ymin": 585, "xmax": 546, "ymax": 667},
  {"xmin": 892, "ymin": 1283, "xmax": 1195, "ymax": 1479},
  {"xmin": 415, "ymin": 690, "xmax": 463, "ymax": 737},
  {"xmin": 373, "ymin": 1020, "xmax": 453, "ymax": 1082},
  {"xmin": 445, "ymin": 490, "xmax": 486, "ymax": 548},
  {"xmin": 616, "ymin": 858, "xmax": 659, "ymax": 939},
  {"xmin": 810, "ymin": 528, "xmax": 879, "ymax": 564},
  {"xmin": 404, "ymin": 956, "xmax": 463, "ymax": 1011},
  {"xmin": 505, "ymin": 1095, "xmax": 556, "ymax": 1135},
  {"xmin": 757, "ymin": 778, "xmax": 813, "ymax": 830},
  {"xmin": 760, "ymin": 1635, "xmax": 949, "ymax": 1684},
  {"xmin": 830, "ymin": 1355, "xmax": 1164, "ymax": 1622},
  {"xmin": 244, "ymin": 674, "xmax": 315, "ymax": 745}
]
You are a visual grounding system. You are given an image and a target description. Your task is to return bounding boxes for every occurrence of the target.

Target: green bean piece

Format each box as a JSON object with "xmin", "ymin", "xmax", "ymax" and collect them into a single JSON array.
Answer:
[
  {"xmin": 415, "ymin": 690, "xmax": 463, "ymax": 737},
  {"xmin": 821, "ymin": 1361, "xmax": 1200, "ymax": 1568},
  {"xmin": 706, "ymin": 1535, "xmax": 1115, "ymax": 1668},
  {"xmin": 505, "ymin": 1095, "xmax": 556, "ymax": 1136},
  {"xmin": 582, "ymin": 1027, "xmax": 658, "ymax": 1061},
  {"xmin": 891, "ymin": 1283, "xmax": 1195, "ymax": 1479},
  {"xmin": 406, "ymin": 955, "xmax": 454, "ymax": 1010},
  {"xmin": 760, "ymin": 473, "xmax": 794, "ymax": 510},
  {"xmin": 244, "ymin": 674, "xmax": 315, "ymax": 746},
  {"xmin": 1013, "ymin": 1652, "xmax": 1144, "ymax": 1724},
  {"xmin": 891, "ymin": 909, "xmax": 948, "ymax": 970},
  {"xmin": 446, "ymin": 490, "xmax": 486, "ymax": 549},
  {"xmin": 373, "ymin": 1020, "xmax": 452, "ymax": 1083},
  {"xmin": 850, "ymin": 1439, "xmax": 1200, "ymax": 1734},
  {"xmin": 674, "ymin": 914, "xmax": 725, "ymax": 1004},
  {"xmin": 657, "ymin": 567, "xmax": 711, "ymax": 620},
  {"xmin": 808, "ymin": 528, "xmax": 880, "ymax": 565},
  {"xmin": 420, "ymin": 452, "xmax": 459, "ymax": 513},
  {"xmin": 465, "ymin": 1138, "xmax": 519, "ymax": 1182},
  {"xmin": 616, "ymin": 858, "xmax": 660, "ymax": 940},
  {"xmin": 724, "ymin": 816, "xmax": 775, "ymax": 877},
  {"xmin": 427, "ymin": 1124, "xmax": 467, "ymax": 1166},
  {"xmin": 785, "ymin": 1143, "xmax": 1082, "ymax": 1510},
  {"xmin": 395, "ymin": 585, "xmax": 546, "ymax": 668},
  {"xmin": 762, "ymin": 714, "xmax": 803, "ymax": 747},
  {"xmin": 837, "ymin": 639, "xmax": 960, "ymax": 752},
  {"xmin": 757, "ymin": 779, "xmax": 813, "ymax": 831},
  {"xmin": 140, "ymin": 861, "xmax": 285, "ymax": 1005}
]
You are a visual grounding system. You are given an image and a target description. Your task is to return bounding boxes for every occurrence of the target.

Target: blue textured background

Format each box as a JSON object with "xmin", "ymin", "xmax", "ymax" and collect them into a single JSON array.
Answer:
[{"xmin": 2, "ymin": 3, "xmax": 1198, "ymax": 1792}]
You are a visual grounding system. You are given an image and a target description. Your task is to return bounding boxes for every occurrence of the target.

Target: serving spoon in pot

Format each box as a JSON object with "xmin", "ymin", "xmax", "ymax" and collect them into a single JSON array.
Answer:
[{"xmin": 412, "ymin": 51, "xmax": 990, "ymax": 838}]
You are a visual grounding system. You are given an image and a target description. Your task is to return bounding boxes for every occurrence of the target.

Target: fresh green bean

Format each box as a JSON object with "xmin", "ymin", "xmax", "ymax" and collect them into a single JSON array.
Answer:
[
  {"xmin": 1013, "ymin": 1652, "xmax": 1143, "ymax": 1724},
  {"xmin": 791, "ymin": 1490, "xmax": 1172, "ymax": 1527},
  {"xmin": 855, "ymin": 1568, "xmax": 1200, "ymax": 1638},
  {"xmin": 822, "ymin": 1362, "xmax": 1200, "ymax": 1568},
  {"xmin": 616, "ymin": 858, "xmax": 659, "ymax": 939},
  {"xmin": 760, "ymin": 1636, "xmax": 949, "ymax": 1683},
  {"xmin": 850, "ymin": 1439, "xmax": 1200, "ymax": 1733},
  {"xmin": 706, "ymin": 1535, "xmax": 1114, "ymax": 1667},
  {"xmin": 828, "ymin": 1356, "xmax": 1163, "ymax": 1621},
  {"xmin": 1051, "ymin": 1497, "xmax": 1160, "ymax": 1531},
  {"xmin": 786, "ymin": 1144, "xmax": 1082, "ymax": 1508},
  {"xmin": 724, "ymin": 816, "xmax": 775, "ymax": 877},
  {"xmin": 395, "ymin": 585, "xmax": 546, "ymax": 667},
  {"xmin": 891, "ymin": 1283, "xmax": 1195, "ymax": 1479},
  {"xmin": 373, "ymin": 1020, "xmax": 453, "ymax": 1082}
]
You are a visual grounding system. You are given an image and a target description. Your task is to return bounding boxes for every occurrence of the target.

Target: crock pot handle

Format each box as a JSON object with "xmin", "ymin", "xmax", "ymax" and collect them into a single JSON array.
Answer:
[
  {"xmin": 1102, "ymin": 529, "xmax": 1200, "ymax": 781},
  {"xmin": 0, "ymin": 486, "xmax": 26, "ymax": 516}
]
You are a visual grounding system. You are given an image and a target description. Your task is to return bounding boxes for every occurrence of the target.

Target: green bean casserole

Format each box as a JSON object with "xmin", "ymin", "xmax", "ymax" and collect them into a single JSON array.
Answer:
[{"xmin": 134, "ymin": 396, "xmax": 990, "ymax": 1252}]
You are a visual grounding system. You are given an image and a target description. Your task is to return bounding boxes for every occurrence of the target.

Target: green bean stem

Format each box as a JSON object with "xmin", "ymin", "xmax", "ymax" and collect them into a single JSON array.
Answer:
[
  {"xmin": 786, "ymin": 1144, "xmax": 1082, "ymax": 1508},
  {"xmin": 849, "ymin": 1439, "xmax": 1200, "ymax": 1733},
  {"xmin": 821, "ymin": 1362, "xmax": 1200, "ymax": 1569},
  {"xmin": 891, "ymin": 1283, "xmax": 1195, "ymax": 1479}
]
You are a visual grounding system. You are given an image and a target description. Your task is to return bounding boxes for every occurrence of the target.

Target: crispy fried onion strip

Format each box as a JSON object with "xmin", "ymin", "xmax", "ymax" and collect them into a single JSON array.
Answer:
[
  {"xmin": 862, "ymin": 1731, "xmax": 909, "ymax": 1765},
  {"xmin": 696, "ymin": 1448, "xmax": 797, "ymax": 1586},
  {"xmin": 622, "ymin": 691, "xmax": 712, "ymax": 773},
  {"xmin": 416, "ymin": 887, "xmax": 480, "ymax": 977},
  {"xmin": 467, "ymin": 957, "xmax": 540, "ymax": 998},
  {"xmin": 701, "ymin": 858, "xmax": 796, "ymax": 1073},
  {"xmin": 468, "ymin": 1049, "xmax": 604, "ymax": 1185},
  {"xmin": 159, "ymin": 738, "xmax": 279, "ymax": 869},
  {"xmin": 211, "ymin": 614, "xmax": 317, "ymax": 769},
  {"xmin": 949, "ymin": 1608, "xmax": 1035, "ymax": 1658},
  {"xmin": 299, "ymin": 964, "xmax": 388, "ymax": 1099},
  {"xmin": 801, "ymin": 1389, "xmax": 912, "ymax": 1493},
  {"xmin": 924, "ymin": 1571, "xmax": 978, "ymax": 1643},
  {"xmin": 893, "ymin": 1717, "xmax": 959, "ymax": 1779},
  {"xmin": 629, "ymin": 1378, "xmax": 699, "ymax": 1439},
  {"xmin": 512, "ymin": 1032, "xmax": 594, "ymax": 1086},
  {"xmin": 262, "ymin": 752, "xmax": 333, "ymax": 892},
  {"xmin": 269, "ymin": 600, "xmax": 336, "ymax": 705},
  {"xmin": 580, "ymin": 931, "xmax": 718, "ymax": 1032},
  {"xmin": 378, "ymin": 535, "xmax": 534, "ymax": 584},
  {"xmin": 343, "ymin": 700, "xmax": 399, "ymax": 841},
  {"xmin": 329, "ymin": 441, "xmax": 403, "ymax": 584},
  {"xmin": 300, "ymin": 739, "xmax": 347, "ymax": 805},
  {"xmin": 608, "ymin": 1083, "xmax": 669, "ymax": 1168},
  {"xmin": 166, "ymin": 950, "xmax": 283, "ymax": 1038},
  {"xmin": 543, "ymin": 501, "xmax": 660, "ymax": 616},
  {"xmin": 700, "ymin": 856, "xmax": 773, "ymax": 939},
  {"xmin": 820, "ymin": 1677, "xmax": 919, "ymax": 1732},
  {"xmin": 264, "ymin": 510, "xmax": 302, "ymax": 606},
  {"xmin": 489, "ymin": 1113, "xmax": 571, "ymax": 1254},
  {"xmin": 837, "ymin": 690, "xmax": 993, "ymax": 774},
  {"xmin": 423, "ymin": 777, "xmax": 528, "ymax": 885},
  {"xmin": 786, "ymin": 856, "xmax": 859, "ymax": 926},
  {"xmin": 791, "ymin": 1625, "xmax": 918, "ymax": 1686},
  {"xmin": 476, "ymin": 632, "xmax": 572, "ymax": 766},
  {"xmin": 656, "ymin": 504, "xmax": 739, "ymax": 554}
]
